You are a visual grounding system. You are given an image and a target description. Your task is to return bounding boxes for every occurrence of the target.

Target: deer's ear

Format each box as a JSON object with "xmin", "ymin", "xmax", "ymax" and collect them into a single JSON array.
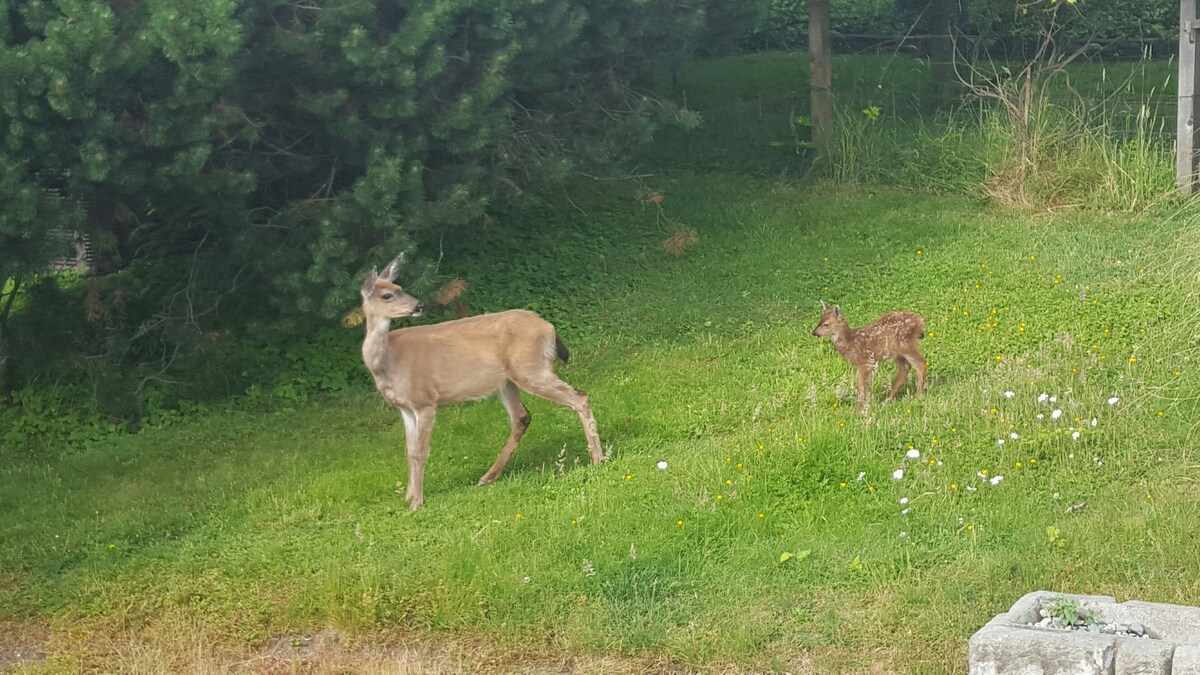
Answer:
[
  {"xmin": 360, "ymin": 268, "xmax": 379, "ymax": 299},
  {"xmin": 820, "ymin": 300, "xmax": 830, "ymax": 311},
  {"xmin": 833, "ymin": 305, "xmax": 842, "ymax": 316},
  {"xmin": 380, "ymin": 253, "xmax": 406, "ymax": 282}
]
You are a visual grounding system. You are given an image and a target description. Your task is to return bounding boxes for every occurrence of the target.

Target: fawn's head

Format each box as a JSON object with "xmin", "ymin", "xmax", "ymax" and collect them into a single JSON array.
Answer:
[
  {"xmin": 360, "ymin": 253, "xmax": 425, "ymax": 319},
  {"xmin": 811, "ymin": 301, "xmax": 847, "ymax": 338}
]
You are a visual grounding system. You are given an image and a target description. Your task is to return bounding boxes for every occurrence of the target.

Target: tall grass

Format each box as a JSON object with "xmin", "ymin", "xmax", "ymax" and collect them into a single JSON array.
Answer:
[{"xmin": 831, "ymin": 89, "xmax": 1175, "ymax": 212}]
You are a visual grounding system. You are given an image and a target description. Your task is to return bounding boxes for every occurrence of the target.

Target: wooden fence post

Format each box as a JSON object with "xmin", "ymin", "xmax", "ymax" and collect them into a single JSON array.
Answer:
[
  {"xmin": 1178, "ymin": 0, "xmax": 1200, "ymax": 194},
  {"xmin": 809, "ymin": 0, "xmax": 833, "ymax": 155}
]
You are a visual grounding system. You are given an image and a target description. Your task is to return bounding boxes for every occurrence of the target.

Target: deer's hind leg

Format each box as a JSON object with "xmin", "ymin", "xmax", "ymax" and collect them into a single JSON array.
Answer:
[
  {"xmin": 478, "ymin": 381, "xmax": 531, "ymax": 486},
  {"xmin": 885, "ymin": 357, "xmax": 911, "ymax": 402},
  {"xmin": 911, "ymin": 351, "xmax": 927, "ymax": 398},
  {"xmin": 512, "ymin": 370, "xmax": 603, "ymax": 464}
]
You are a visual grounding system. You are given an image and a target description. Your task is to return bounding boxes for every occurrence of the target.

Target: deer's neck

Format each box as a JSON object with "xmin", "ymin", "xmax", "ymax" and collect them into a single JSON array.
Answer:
[
  {"xmin": 361, "ymin": 314, "xmax": 395, "ymax": 378},
  {"xmin": 828, "ymin": 325, "xmax": 854, "ymax": 351}
]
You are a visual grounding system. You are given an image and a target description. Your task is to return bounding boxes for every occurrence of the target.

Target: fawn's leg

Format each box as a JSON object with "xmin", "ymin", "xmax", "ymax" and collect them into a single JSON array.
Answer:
[
  {"xmin": 514, "ymin": 373, "xmax": 603, "ymax": 464},
  {"xmin": 910, "ymin": 352, "xmax": 928, "ymax": 398},
  {"xmin": 885, "ymin": 358, "xmax": 911, "ymax": 402},
  {"xmin": 479, "ymin": 381, "xmax": 531, "ymax": 486},
  {"xmin": 402, "ymin": 406, "xmax": 436, "ymax": 510},
  {"xmin": 855, "ymin": 365, "xmax": 872, "ymax": 411}
]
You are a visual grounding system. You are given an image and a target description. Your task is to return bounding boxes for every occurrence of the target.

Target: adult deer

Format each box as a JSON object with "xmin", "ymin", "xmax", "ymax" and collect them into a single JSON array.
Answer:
[{"xmin": 359, "ymin": 254, "xmax": 603, "ymax": 510}]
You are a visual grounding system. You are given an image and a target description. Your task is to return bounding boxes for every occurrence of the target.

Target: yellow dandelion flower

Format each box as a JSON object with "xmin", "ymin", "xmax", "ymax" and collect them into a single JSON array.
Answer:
[
  {"xmin": 867, "ymin": 485, "xmax": 875, "ymax": 492},
  {"xmin": 726, "ymin": 479, "xmax": 732, "ymax": 485},
  {"xmin": 1157, "ymin": 411, "xmax": 1165, "ymax": 417},
  {"xmin": 1099, "ymin": 354, "xmax": 1107, "ymax": 361},
  {"xmin": 1015, "ymin": 461, "xmax": 1023, "ymax": 468},
  {"xmin": 1174, "ymin": 371, "xmax": 1182, "ymax": 376},
  {"xmin": 950, "ymin": 483, "xmax": 958, "ymax": 490},
  {"xmin": 571, "ymin": 519, "xmax": 578, "ymax": 526},
  {"xmin": 108, "ymin": 544, "xmax": 115, "ymax": 550},
  {"xmin": 758, "ymin": 444, "xmax": 765, "ymax": 450},
  {"xmin": 716, "ymin": 494, "xmax": 724, "ymax": 500},
  {"xmin": 736, "ymin": 463, "xmax": 743, "ymax": 469},
  {"xmin": 980, "ymin": 469, "xmax": 989, "ymax": 476},
  {"xmin": 917, "ymin": 249, "xmax": 923, "ymax": 255},
  {"xmin": 967, "ymin": 524, "xmax": 975, "ymax": 532},
  {"xmin": 905, "ymin": 408, "xmax": 912, "ymax": 414},
  {"xmin": 676, "ymin": 520, "xmax": 684, "ymax": 526},
  {"xmin": 951, "ymin": 427, "xmax": 957, "ymax": 433},
  {"xmin": 517, "ymin": 513, "xmax": 524, "ymax": 519},
  {"xmin": 839, "ymin": 482, "xmax": 847, "ymax": 489},
  {"xmin": 1030, "ymin": 458, "xmax": 1037, "ymax": 465},
  {"xmin": 838, "ymin": 421, "xmax": 846, "ymax": 428},
  {"xmin": 995, "ymin": 355, "xmax": 1003, "ymax": 361},
  {"xmin": 980, "ymin": 263, "xmax": 987, "ymax": 269},
  {"xmin": 624, "ymin": 474, "xmax": 632, "ymax": 481},
  {"xmin": 796, "ymin": 437, "xmax": 804, "ymax": 443},
  {"xmin": 726, "ymin": 456, "xmax": 732, "ymax": 463},
  {"xmin": 758, "ymin": 513, "xmax": 765, "ymax": 519},
  {"xmin": 1030, "ymin": 255, "xmax": 1036, "ymax": 261}
]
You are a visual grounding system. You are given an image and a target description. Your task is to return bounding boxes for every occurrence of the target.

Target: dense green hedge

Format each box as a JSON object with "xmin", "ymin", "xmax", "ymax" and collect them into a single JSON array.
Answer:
[{"xmin": 0, "ymin": 0, "xmax": 754, "ymax": 433}]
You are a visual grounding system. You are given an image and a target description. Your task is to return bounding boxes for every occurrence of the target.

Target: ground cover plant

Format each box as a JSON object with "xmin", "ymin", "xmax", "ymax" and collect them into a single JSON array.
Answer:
[{"xmin": 3, "ymin": 52, "xmax": 1200, "ymax": 672}]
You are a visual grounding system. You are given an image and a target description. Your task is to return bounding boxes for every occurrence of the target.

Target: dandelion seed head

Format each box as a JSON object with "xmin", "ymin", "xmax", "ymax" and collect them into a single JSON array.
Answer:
[
  {"xmin": 892, "ymin": 468, "xmax": 905, "ymax": 480},
  {"xmin": 656, "ymin": 461, "xmax": 668, "ymax": 470},
  {"xmin": 906, "ymin": 449, "xmax": 920, "ymax": 459}
]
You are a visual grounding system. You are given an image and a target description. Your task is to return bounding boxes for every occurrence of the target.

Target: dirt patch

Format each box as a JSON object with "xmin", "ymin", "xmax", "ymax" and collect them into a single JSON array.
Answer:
[{"xmin": 0, "ymin": 623, "xmax": 47, "ymax": 672}]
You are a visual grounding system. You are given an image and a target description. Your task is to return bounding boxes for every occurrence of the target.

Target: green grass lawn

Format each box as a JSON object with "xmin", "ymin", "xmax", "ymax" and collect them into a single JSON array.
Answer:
[{"xmin": 4, "ymin": 53, "xmax": 1200, "ymax": 673}]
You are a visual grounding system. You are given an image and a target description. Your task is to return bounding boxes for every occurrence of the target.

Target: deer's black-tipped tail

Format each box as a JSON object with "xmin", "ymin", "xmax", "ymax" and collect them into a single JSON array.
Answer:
[{"xmin": 554, "ymin": 334, "xmax": 571, "ymax": 364}]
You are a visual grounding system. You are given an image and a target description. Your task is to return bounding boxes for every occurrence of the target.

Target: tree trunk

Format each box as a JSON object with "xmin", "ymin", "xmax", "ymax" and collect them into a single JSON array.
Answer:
[{"xmin": 809, "ymin": 0, "xmax": 833, "ymax": 154}]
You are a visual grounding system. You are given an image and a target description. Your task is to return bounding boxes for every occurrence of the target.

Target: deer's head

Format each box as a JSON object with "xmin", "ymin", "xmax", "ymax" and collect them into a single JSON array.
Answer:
[
  {"xmin": 811, "ymin": 301, "xmax": 846, "ymax": 338},
  {"xmin": 360, "ymin": 253, "xmax": 425, "ymax": 319}
]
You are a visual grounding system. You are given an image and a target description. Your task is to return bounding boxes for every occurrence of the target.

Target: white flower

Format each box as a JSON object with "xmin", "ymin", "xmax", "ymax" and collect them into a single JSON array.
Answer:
[
  {"xmin": 936, "ymin": 460, "xmax": 943, "ymax": 467},
  {"xmin": 958, "ymin": 516, "xmax": 965, "ymax": 524},
  {"xmin": 857, "ymin": 471, "xmax": 866, "ymax": 481},
  {"xmin": 966, "ymin": 485, "xmax": 977, "ymax": 492},
  {"xmin": 1051, "ymin": 409, "xmax": 1063, "ymax": 420},
  {"xmin": 997, "ymin": 439, "xmax": 1005, "ymax": 445},
  {"xmin": 1107, "ymin": 396, "xmax": 1120, "ymax": 405},
  {"xmin": 892, "ymin": 468, "xmax": 905, "ymax": 480},
  {"xmin": 656, "ymin": 461, "xmax": 668, "ymax": 471},
  {"xmin": 899, "ymin": 497, "xmax": 909, "ymax": 505},
  {"xmin": 1038, "ymin": 393, "xmax": 1049, "ymax": 403},
  {"xmin": 1068, "ymin": 453, "xmax": 1074, "ymax": 460},
  {"xmin": 1037, "ymin": 413, "xmax": 1044, "ymax": 420},
  {"xmin": 989, "ymin": 475, "xmax": 1004, "ymax": 486},
  {"xmin": 1004, "ymin": 390, "xmax": 1015, "ymax": 398},
  {"xmin": 1072, "ymin": 431, "xmax": 1080, "ymax": 440},
  {"xmin": 898, "ymin": 531, "xmax": 908, "ymax": 538},
  {"xmin": 1050, "ymin": 396, "xmax": 1057, "ymax": 404},
  {"xmin": 1009, "ymin": 432, "xmax": 1019, "ymax": 440},
  {"xmin": 906, "ymin": 449, "xmax": 920, "ymax": 459},
  {"xmin": 978, "ymin": 471, "xmax": 989, "ymax": 479},
  {"xmin": 901, "ymin": 508, "xmax": 910, "ymax": 515},
  {"xmin": 1091, "ymin": 417, "xmax": 1098, "ymax": 427}
]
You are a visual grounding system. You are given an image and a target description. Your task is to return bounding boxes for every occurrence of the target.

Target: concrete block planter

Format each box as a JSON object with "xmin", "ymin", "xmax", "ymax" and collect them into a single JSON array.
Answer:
[{"xmin": 969, "ymin": 590, "xmax": 1200, "ymax": 674}]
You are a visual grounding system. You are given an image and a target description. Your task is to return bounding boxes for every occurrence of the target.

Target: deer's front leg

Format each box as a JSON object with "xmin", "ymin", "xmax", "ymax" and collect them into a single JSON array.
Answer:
[
  {"xmin": 855, "ymin": 365, "xmax": 872, "ymax": 412},
  {"xmin": 400, "ymin": 406, "xmax": 436, "ymax": 510}
]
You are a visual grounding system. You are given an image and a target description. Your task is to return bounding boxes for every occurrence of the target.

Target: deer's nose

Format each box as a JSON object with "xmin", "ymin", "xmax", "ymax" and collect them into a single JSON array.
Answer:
[{"xmin": 414, "ymin": 302, "xmax": 425, "ymax": 314}]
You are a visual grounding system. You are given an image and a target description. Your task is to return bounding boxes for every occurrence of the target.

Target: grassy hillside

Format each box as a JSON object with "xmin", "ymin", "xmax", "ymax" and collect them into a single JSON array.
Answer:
[{"xmin": 3, "ymin": 52, "xmax": 1199, "ymax": 673}]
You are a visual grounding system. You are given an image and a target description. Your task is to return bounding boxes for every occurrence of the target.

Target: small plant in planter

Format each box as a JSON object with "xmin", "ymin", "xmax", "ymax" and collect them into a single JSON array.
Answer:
[{"xmin": 1042, "ymin": 596, "xmax": 1096, "ymax": 628}]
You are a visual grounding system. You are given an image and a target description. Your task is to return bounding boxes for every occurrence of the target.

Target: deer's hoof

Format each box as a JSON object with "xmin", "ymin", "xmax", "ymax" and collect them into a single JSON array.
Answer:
[
  {"xmin": 477, "ymin": 474, "xmax": 497, "ymax": 486},
  {"xmin": 409, "ymin": 498, "xmax": 424, "ymax": 511}
]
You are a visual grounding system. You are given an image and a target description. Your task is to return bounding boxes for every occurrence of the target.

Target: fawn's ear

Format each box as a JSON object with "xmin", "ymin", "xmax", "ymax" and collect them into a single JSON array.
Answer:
[
  {"xmin": 360, "ymin": 267, "xmax": 379, "ymax": 299},
  {"xmin": 820, "ymin": 300, "xmax": 830, "ymax": 312},
  {"xmin": 833, "ymin": 304, "xmax": 842, "ymax": 316}
]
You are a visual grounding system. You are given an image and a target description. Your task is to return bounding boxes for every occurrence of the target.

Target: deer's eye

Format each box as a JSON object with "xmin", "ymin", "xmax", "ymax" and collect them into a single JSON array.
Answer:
[{"xmin": 381, "ymin": 293, "xmax": 394, "ymax": 300}]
